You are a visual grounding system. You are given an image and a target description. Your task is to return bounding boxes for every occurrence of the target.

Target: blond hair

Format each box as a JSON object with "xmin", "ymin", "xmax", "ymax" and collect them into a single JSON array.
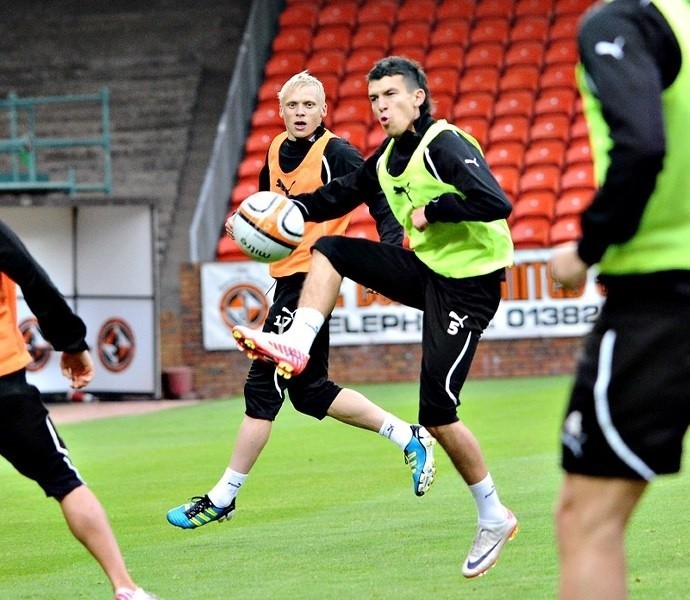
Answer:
[{"xmin": 278, "ymin": 71, "xmax": 326, "ymax": 105}]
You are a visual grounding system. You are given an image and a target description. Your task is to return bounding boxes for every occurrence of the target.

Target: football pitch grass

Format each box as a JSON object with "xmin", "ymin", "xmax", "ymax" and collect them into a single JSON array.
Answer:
[{"xmin": 1, "ymin": 375, "xmax": 688, "ymax": 599}]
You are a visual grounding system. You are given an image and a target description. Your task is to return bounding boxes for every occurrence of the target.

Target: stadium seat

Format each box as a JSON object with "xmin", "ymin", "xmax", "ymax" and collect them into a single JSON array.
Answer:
[
  {"xmin": 550, "ymin": 14, "xmax": 581, "ymax": 40},
  {"xmin": 471, "ymin": 17, "xmax": 510, "ymax": 45},
  {"xmin": 339, "ymin": 73, "xmax": 368, "ymax": 99},
  {"xmin": 523, "ymin": 139, "xmax": 566, "ymax": 169},
  {"xmin": 554, "ymin": 188, "xmax": 594, "ymax": 218},
  {"xmin": 230, "ymin": 178, "xmax": 260, "ymax": 208},
  {"xmin": 504, "ymin": 40, "xmax": 545, "ymax": 69},
  {"xmin": 493, "ymin": 90, "xmax": 534, "ymax": 119},
  {"xmin": 489, "ymin": 115, "xmax": 530, "ymax": 145},
  {"xmin": 397, "ymin": 0, "xmax": 438, "ymax": 23},
  {"xmin": 554, "ymin": 0, "xmax": 595, "ymax": 16},
  {"xmin": 492, "ymin": 165, "xmax": 521, "ymax": 201},
  {"xmin": 534, "ymin": 87, "xmax": 576, "ymax": 117},
  {"xmin": 348, "ymin": 203, "xmax": 374, "ymax": 225},
  {"xmin": 217, "ymin": 234, "xmax": 249, "ymax": 262},
  {"xmin": 510, "ymin": 15, "xmax": 550, "ymax": 43},
  {"xmin": 540, "ymin": 64, "xmax": 577, "ymax": 90},
  {"xmin": 485, "ymin": 141, "xmax": 524, "ymax": 169},
  {"xmin": 367, "ymin": 126, "xmax": 388, "ymax": 153},
  {"xmin": 545, "ymin": 39, "xmax": 579, "ymax": 66},
  {"xmin": 317, "ymin": 1, "xmax": 359, "ymax": 27},
  {"xmin": 452, "ymin": 92, "xmax": 494, "ymax": 121},
  {"xmin": 432, "ymin": 93, "xmax": 454, "ymax": 120},
  {"xmin": 436, "ymin": 0, "xmax": 474, "ymax": 21},
  {"xmin": 306, "ymin": 49, "xmax": 347, "ymax": 79},
  {"xmin": 464, "ymin": 42, "xmax": 506, "ymax": 69},
  {"xmin": 312, "ymin": 25, "xmax": 352, "ymax": 52},
  {"xmin": 350, "ymin": 23, "xmax": 391, "ymax": 53},
  {"xmin": 510, "ymin": 216, "xmax": 551, "ymax": 248},
  {"xmin": 512, "ymin": 191, "xmax": 555, "ymax": 221},
  {"xmin": 499, "ymin": 65, "xmax": 541, "ymax": 93},
  {"xmin": 565, "ymin": 137, "xmax": 592, "ymax": 165},
  {"xmin": 257, "ymin": 76, "xmax": 286, "ymax": 102},
  {"xmin": 272, "ymin": 26, "xmax": 313, "ymax": 54},
  {"xmin": 245, "ymin": 127, "xmax": 282, "ymax": 155},
  {"xmin": 430, "ymin": 19, "xmax": 471, "ymax": 48},
  {"xmin": 237, "ymin": 154, "xmax": 265, "ymax": 180},
  {"xmin": 279, "ymin": 3, "xmax": 319, "ymax": 29},
  {"xmin": 345, "ymin": 221, "xmax": 379, "ymax": 241},
  {"xmin": 320, "ymin": 73, "xmax": 340, "ymax": 105},
  {"xmin": 455, "ymin": 117, "xmax": 489, "ymax": 147},
  {"xmin": 425, "ymin": 45, "xmax": 465, "ymax": 70},
  {"xmin": 475, "ymin": 0, "xmax": 516, "ymax": 19},
  {"xmin": 519, "ymin": 164, "xmax": 562, "ymax": 194},
  {"xmin": 426, "ymin": 67, "xmax": 460, "ymax": 98},
  {"xmin": 569, "ymin": 114, "xmax": 590, "ymax": 142},
  {"xmin": 391, "ymin": 22, "xmax": 431, "ymax": 50},
  {"xmin": 264, "ymin": 51, "xmax": 308, "ymax": 79},
  {"xmin": 549, "ymin": 215, "xmax": 582, "ymax": 245},
  {"xmin": 331, "ymin": 98, "xmax": 372, "ymax": 126},
  {"xmin": 514, "ymin": 0, "xmax": 554, "ymax": 18},
  {"xmin": 357, "ymin": 0, "xmax": 397, "ymax": 25},
  {"xmin": 345, "ymin": 48, "xmax": 383, "ymax": 75},
  {"xmin": 560, "ymin": 164, "xmax": 595, "ymax": 192},
  {"xmin": 251, "ymin": 100, "xmax": 283, "ymax": 129},
  {"xmin": 390, "ymin": 45, "xmax": 427, "ymax": 64},
  {"xmin": 529, "ymin": 114, "xmax": 571, "ymax": 143},
  {"xmin": 459, "ymin": 67, "xmax": 501, "ymax": 95},
  {"xmin": 332, "ymin": 122, "xmax": 368, "ymax": 154}
]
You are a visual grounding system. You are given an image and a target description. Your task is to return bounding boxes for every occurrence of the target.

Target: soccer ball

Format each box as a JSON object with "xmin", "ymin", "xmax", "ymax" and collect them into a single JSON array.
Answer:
[{"xmin": 232, "ymin": 191, "xmax": 304, "ymax": 263}]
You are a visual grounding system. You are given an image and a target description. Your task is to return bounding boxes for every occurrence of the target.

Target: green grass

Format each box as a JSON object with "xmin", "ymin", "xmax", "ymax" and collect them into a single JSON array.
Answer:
[{"xmin": 0, "ymin": 376, "xmax": 687, "ymax": 599}]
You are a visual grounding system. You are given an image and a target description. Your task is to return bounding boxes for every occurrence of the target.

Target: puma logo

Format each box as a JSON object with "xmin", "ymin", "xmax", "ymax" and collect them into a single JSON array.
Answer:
[{"xmin": 595, "ymin": 36, "xmax": 625, "ymax": 60}]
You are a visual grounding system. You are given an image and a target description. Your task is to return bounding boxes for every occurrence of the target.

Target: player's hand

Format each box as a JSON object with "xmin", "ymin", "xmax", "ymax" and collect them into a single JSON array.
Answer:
[
  {"xmin": 549, "ymin": 242, "xmax": 588, "ymax": 288},
  {"xmin": 411, "ymin": 206, "xmax": 429, "ymax": 231},
  {"xmin": 225, "ymin": 212, "xmax": 236, "ymax": 239},
  {"xmin": 60, "ymin": 350, "xmax": 95, "ymax": 389}
]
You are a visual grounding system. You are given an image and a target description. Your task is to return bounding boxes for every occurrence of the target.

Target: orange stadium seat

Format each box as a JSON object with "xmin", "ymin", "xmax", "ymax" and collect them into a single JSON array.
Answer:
[
  {"xmin": 523, "ymin": 139, "xmax": 566, "ymax": 169},
  {"xmin": 357, "ymin": 0, "xmax": 397, "ymax": 25},
  {"xmin": 244, "ymin": 126, "xmax": 281, "ymax": 155},
  {"xmin": 264, "ymin": 51, "xmax": 308, "ymax": 79},
  {"xmin": 279, "ymin": 3, "xmax": 319, "ymax": 29},
  {"xmin": 475, "ymin": 0, "xmax": 516, "ymax": 19},
  {"xmin": 492, "ymin": 165, "xmax": 521, "ymax": 201},
  {"xmin": 317, "ymin": 1, "xmax": 359, "ymax": 27},
  {"xmin": 504, "ymin": 40, "xmax": 545, "ymax": 69},
  {"xmin": 549, "ymin": 215, "xmax": 582, "ymax": 245},
  {"xmin": 489, "ymin": 115, "xmax": 530, "ymax": 145},
  {"xmin": 499, "ymin": 65, "xmax": 541, "ymax": 94},
  {"xmin": 257, "ymin": 76, "xmax": 286, "ymax": 102},
  {"xmin": 514, "ymin": 0, "xmax": 554, "ymax": 18},
  {"xmin": 470, "ymin": 17, "xmax": 510, "ymax": 45},
  {"xmin": 464, "ymin": 42, "xmax": 505, "ymax": 69},
  {"xmin": 436, "ymin": 0, "xmax": 474, "ymax": 21},
  {"xmin": 397, "ymin": 0, "xmax": 438, "ymax": 24},
  {"xmin": 350, "ymin": 23, "xmax": 391, "ymax": 53},
  {"xmin": 510, "ymin": 15, "xmax": 550, "ymax": 43},
  {"xmin": 534, "ymin": 87, "xmax": 576, "ymax": 117},
  {"xmin": 345, "ymin": 49, "xmax": 383, "ymax": 76},
  {"xmin": 560, "ymin": 163, "xmax": 595, "ymax": 192},
  {"xmin": 425, "ymin": 45, "xmax": 465, "ymax": 70},
  {"xmin": 519, "ymin": 164, "xmax": 562, "ymax": 195},
  {"xmin": 231, "ymin": 178, "xmax": 260, "ymax": 208},
  {"xmin": 569, "ymin": 114, "xmax": 590, "ymax": 142},
  {"xmin": 565, "ymin": 137, "xmax": 592, "ymax": 166},
  {"xmin": 430, "ymin": 19, "xmax": 471, "ymax": 48},
  {"xmin": 511, "ymin": 216, "xmax": 551, "ymax": 248},
  {"xmin": 459, "ymin": 66, "xmax": 501, "ymax": 95},
  {"xmin": 512, "ymin": 191, "xmax": 555, "ymax": 221},
  {"xmin": 237, "ymin": 154, "xmax": 265, "ymax": 180},
  {"xmin": 251, "ymin": 100, "xmax": 283, "ymax": 129},
  {"xmin": 312, "ymin": 25, "xmax": 352, "ymax": 52},
  {"xmin": 555, "ymin": 188, "xmax": 594, "ymax": 218},
  {"xmin": 272, "ymin": 26, "xmax": 313, "ymax": 54},
  {"xmin": 485, "ymin": 141, "xmax": 524, "ymax": 169},
  {"xmin": 529, "ymin": 114, "xmax": 571, "ymax": 143},
  {"xmin": 452, "ymin": 91, "xmax": 494, "ymax": 121},
  {"xmin": 493, "ymin": 90, "xmax": 534, "ymax": 119},
  {"xmin": 391, "ymin": 22, "xmax": 431, "ymax": 50},
  {"xmin": 545, "ymin": 38, "xmax": 579, "ymax": 66},
  {"xmin": 306, "ymin": 49, "xmax": 347, "ymax": 78}
]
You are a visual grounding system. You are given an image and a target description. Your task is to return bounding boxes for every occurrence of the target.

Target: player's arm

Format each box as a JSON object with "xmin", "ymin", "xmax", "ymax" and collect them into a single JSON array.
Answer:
[
  {"xmin": 576, "ymin": 5, "xmax": 679, "ymax": 265},
  {"xmin": 422, "ymin": 131, "xmax": 512, "ymax": 224},
  {"xmin": 0, "ymin": 219, "xmax": 89, "ymax": 354}
]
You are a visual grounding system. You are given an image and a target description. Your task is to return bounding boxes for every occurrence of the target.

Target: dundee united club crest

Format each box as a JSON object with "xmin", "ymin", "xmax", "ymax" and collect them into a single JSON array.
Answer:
[
  {"xmin": 98, "ymin": 318, "xmax": 136, "ymax": 372},
  {"xmin": 20, "ymin": 317, "xmax": 52, "ymax": 371},
  {"xmin": 220, "ymin": 283, "xmax": 269, "ymax": 330}
]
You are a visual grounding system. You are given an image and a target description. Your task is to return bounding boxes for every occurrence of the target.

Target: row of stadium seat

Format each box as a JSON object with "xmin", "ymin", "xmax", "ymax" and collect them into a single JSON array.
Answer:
[{"xmin": 218, "ymin": 0, "xmax": 596, "ymax": 261}]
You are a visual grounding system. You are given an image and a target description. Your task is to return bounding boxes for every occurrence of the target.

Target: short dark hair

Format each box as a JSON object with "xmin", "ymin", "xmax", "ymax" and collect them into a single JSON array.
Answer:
[{"xmin": 367, "ymin": 56, "xmax": 432, "ymax": 117}]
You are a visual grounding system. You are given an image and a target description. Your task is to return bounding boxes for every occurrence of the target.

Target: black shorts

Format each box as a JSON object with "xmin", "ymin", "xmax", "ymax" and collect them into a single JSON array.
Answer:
[
  {"xmin": 562, "ymin": 299, "xmax": 690, "ymax": 479},
  {"xmin": 244, "ymin": 273, "xmax": 342, "ymax": 421},
  {"xmin": 0, "ymin": 370, "xmax": 84, "ymax": 498},
  {"xmin": 313, "ymin": 236, "xmax": 504, "ymax": 427}
]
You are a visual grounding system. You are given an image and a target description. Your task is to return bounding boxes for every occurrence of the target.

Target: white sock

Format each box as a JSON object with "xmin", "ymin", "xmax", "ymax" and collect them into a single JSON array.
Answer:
[
  {"xmin": 378, "ymin": 413, "xmax": 413, "ymax": 450},
  {"xmin": 469, "ymin": 473, "xmax": 507, "ymax": 524},
  {"xmin": 207, "ymin": 468, "xmax": 248, "ymax": 508},
  {"xmin": 283, "ymin": 307, "xmax": 324, "ymax": 354}
]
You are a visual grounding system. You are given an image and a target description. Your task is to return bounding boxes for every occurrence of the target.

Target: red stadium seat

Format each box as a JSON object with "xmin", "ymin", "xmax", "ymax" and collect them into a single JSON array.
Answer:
[
  {"xmin": 345, "ymin": 48, "xmax": 383, "ymax": 75},
  {"xmin": 550, "ymin": 14, "xmax": 581, "ymax": 40},
  {"xmin": 549, "ymin": 215, "xmax": 582, "ymax": 245},
  {"xmin": 425, "ymin": 45, "xmax": 465, "ymax": 70},
  {"xmin": 519, "ymin": 164, "xmax": 562, "ymax": 194},
  {"xmin": 554, "ymin": 0, "xmax": 594, "ymax": 17},
  {"xmin": 272, "ymin": 26, "xmax": 313, "ymax": 54},
  {"xmin": 452, "ymin": 92, "xmax": 494, "ymax": 121},
  {"xmin": 367, "ymin": 126, "xmax": 388, "ymax": 153},
  {"xmin": 561, "ymin": 163, "xmax": 596, "ymax": 191},
  {"xmin": 489, "ymin": 115, "xmax": 530, "ymax": 145},
  {"xmin": 391, "ymin": 22, "xmax": 431, "ymax": 50},
  {"xmin": 555, "ymin": 188, "xmax": 594, "ymax": 218},
  {"xmin": 306, "ymin": 49, "xmax": 347, "ymax": 79},
  {"xmin": 492, "ymin": 165, "xmax": 521, "ymax": 201},
  {"xmin": 332, "ymin": 122, "xmax": 368, "ymax": 154},
  {"xmin": 257, "ymin": 76, "xmax": 286, "ymax": 102},
  {"xmin": 471, "ymin": 17, "xmax": 510, "ymax": 45},
  {"xmin": 430, "ymin": 19, "xmax": 471, "ymax": 48},
  {"xmin": 331, "ymin": 98, "xmax": 372, "ymax": 126},
  {"xmin": 504, "ymin": 40, "xmax": 545, "ymax": 69},
  {"xmin": 317, "ymin": 2, "xmax": 359, "ymax": 27},
  {"xmin": 244, "ymin": 126, "xmax": 281, "ymax": 155},
  {"xmin": 351, "ymin": 23, "xmax": 391, "ymax": 53},
  {"xmin": 230, "ymin": 178, "xmax": 260, "ymax": 208},
  {"xmin": 279, "ymin": 3, "xmax": 319, "ymax": 29},
  {"xmin": 493, "ymin": 90, "xmax": 534, "ymax": 119},
  {"xmin": 345, "ymin": 221, "xmax": 379, "ymax": 241},
  {"xmin": 540, "ymin": 64, "xmax": 577, "ymax": 90},
  {"xmin": 390, "ymin": 45, "xmax": 427, "ymax": 65},
  {"xmin": 569, "ymin": 114, "xmax": 590, "ymax": 142},
  {"xmin": 534, "ymin": 87, "xmax": 576, "ymax": 117},
  {"xmin": 426, "ymin": 67, "xmax": 460, "ymax": 98},
  {"xmin": 511, "ymin": 217, "xmax": 551, "ymax": 248},
  {"xmin": 436, "ymin": 1, "xmax": 474, "ymax": 21},
  {"xmin": 464, "ymin": 42, "xmax": 505, "ymax": 69},
  {"xmin": 499, "ymin": 65, "xmax": 541, "ymax": 93},
  {"xmin": 237, "ymin": 154, "xmax": 265, "ymax": 180},
  {"xmin": 357, "ymin": 0, "xmax": 397, "ymax": 25},
  {"xmin": 338, "ymin": 73, "xmax": 368, "ymax": 100},
  {"xmin": 217, "ymin": 234, "xmax": 249, "ymax": 262},
  {"xmin": 251, "ymin": 100, "xmax": 283, "ymax": 129},
  {"xmin": 459, "ymin": 66, "xmax": 501, "ymax": 95},
  {"xmin": 514, "ymin": 0, "xmax": 554, "ymax": 18},
  {"xmin": 432, "ymin": 93, "xmax": 454, "ymax": 120},
  {"xmin": 565, "ymin": 137, "xmax": 592, "ymax": 166},
  {"xmin": 475, "ymin": 0, "xmax": 515, "ymax": 19},
  {"xmin": 312, "ymin": 25, "xmax": 352, "ymax": 52},
  {"xmin": 545, "ymin": 38, "xmax": 579, "ymax": 66},
  {"xmin": 455, "ymin": 117, "xmax": 489, "ymax": 147},
  {"xmin": 264, "ymin": 51, "xmax": 308, "ymax": 79},
  {"xmin": 512, "ymin": 191, "xmax": 555, "ymax": 221},
  {"xmin": 523, "ymin": 139, "xmax": 567, "ymax": 168},
  {"xmin": 397, "ymin": 0, "xmax": 438, "ymax": 23},
  {"xmin": 529, "ymin": 114, "xmax": 571, "ymax": 143},
  {"xmin": 510, "ymin": 15, "xmax": 550, "ymax": 43},
  {"xmin": 485, "ymin": 141, "xmax": 524, "ymax": 169}
]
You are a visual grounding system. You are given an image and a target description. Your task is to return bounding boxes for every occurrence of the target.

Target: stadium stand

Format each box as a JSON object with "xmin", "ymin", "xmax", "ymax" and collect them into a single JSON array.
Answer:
[{"xmin": 220, "ymin": 0, "xmax": 598, "ymax": 261}]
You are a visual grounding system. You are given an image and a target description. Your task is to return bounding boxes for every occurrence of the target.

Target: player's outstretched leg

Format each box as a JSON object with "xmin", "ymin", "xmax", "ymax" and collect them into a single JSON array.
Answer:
[
  {"xmin": 461, "ymin": 507, "xmax": 518, "ymax": 578},
  {"xmin": 404, "ymin": 425, "xmax": 436, "ymax": 496},
  {"xmin": 232, "ymin": 325, "xmax": 309, "ymax": 378},
  {"xmin": 166, "ymin": 495, "xmax": 236, "ymax": 529}
]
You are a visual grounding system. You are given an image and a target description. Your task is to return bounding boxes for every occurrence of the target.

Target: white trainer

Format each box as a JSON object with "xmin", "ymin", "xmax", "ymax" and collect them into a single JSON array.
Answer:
[{"xmin": 461, "ymin": 508, "xmax": 518, "ymax": 578}]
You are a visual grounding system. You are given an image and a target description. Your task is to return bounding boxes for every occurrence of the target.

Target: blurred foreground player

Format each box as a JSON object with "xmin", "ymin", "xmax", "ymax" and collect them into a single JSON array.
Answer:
[
  {"xmin": 0, "ymin": 219, "xmax": 155, "ymax": 600},
  {"xmin": 550, "ymin": 1, "xmax": 690, "ymax": 598}
]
